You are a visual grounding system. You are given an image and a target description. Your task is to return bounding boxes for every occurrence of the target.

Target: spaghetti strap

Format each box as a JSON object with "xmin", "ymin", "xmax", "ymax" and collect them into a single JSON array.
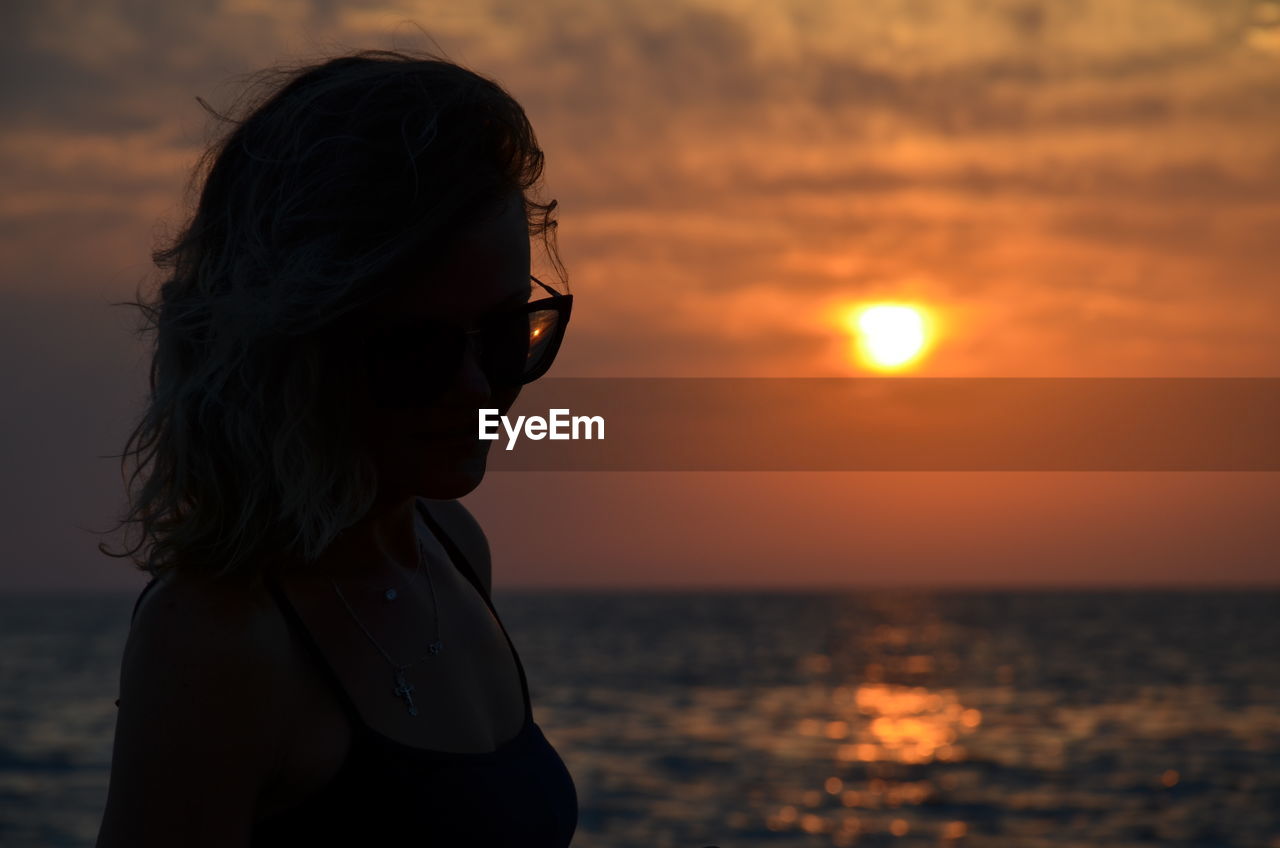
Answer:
[
  {"xmin": 416, "ymin": 499, "xmax": 490, "ymax": 606},
  {"xmin": 417, "ymin": 499, "xmax": 533, "ymax": 721},
  {"xmin": 115, "ymin": 576, "xmax": 163, "ymax": 708},
  {"xmin": 128, "ymin": 576, "xmax": 161, "ymax": 626},
  {"xmin": 262, "ymin": 571, "xmax": 367, "ymax": 726}
]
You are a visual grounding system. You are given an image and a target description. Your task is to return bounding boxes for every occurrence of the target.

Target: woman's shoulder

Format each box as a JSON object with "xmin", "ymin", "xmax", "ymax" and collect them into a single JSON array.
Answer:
[
  {"xmin": 105, "ymin": 567, "xmax": 297, "ymax": 844},
  {"xmin": 117, "ymin": 565, "xmax": 299, "ymax": 762},
  {"xmin": 134, "ymin": 565, "xmax": 280, "ymax": 624},
  {"xmin": 126, "ymin": 567, "xmax": 294, "ymax": 685}
]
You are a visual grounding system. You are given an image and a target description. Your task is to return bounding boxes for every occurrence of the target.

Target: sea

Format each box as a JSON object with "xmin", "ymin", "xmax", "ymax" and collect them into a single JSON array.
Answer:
[{"xmin": 0, "ymin": 589, "xmax": 1277, "ymax": 848}]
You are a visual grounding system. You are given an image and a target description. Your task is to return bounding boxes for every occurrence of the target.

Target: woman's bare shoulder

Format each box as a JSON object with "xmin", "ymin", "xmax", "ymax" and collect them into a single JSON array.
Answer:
[
  {"xmin": 131, "ymin": 568, "xmax": 288, "ymax": 649},
  {"xmin": 102, "ymin": 568, "xmax": 295, "ymax": 846},
  {"xmin": 122, "ymin": 567, "xmax": 296, "ymax": 721}
]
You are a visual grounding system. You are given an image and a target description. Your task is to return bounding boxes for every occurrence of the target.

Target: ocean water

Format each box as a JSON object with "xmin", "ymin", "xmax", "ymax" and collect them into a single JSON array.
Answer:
[{"xmin": 0, "ymin": 590, "xmax": 1276, "ymax": 847}]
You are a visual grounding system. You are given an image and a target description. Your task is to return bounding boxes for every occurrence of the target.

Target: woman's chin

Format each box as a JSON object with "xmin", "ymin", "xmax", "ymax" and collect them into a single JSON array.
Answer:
[
  {"xmin": 412, "ymin": 445, "xmax": 490, "ymax": 498},
  {"xmin": 419, "ymin": 469, "xmax": 484, "ymax": 499}
]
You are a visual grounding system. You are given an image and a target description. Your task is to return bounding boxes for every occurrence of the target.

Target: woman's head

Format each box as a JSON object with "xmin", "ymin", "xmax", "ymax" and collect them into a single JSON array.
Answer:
[{"xmin": 102, "ymin": 48, "xmax": 566, "ymax": 579}]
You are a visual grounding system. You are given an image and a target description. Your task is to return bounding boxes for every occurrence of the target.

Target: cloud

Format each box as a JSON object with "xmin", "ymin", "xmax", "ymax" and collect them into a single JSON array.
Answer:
[{"xmin": 3, "ymin": 0, "xmax": 1278, "ymax": 375}]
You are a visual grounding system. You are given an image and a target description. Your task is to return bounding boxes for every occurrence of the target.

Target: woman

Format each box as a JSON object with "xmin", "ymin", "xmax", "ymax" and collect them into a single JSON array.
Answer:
[{"xmin": 95, "ymin": 49, "xmax": 577, "ymax": 847}]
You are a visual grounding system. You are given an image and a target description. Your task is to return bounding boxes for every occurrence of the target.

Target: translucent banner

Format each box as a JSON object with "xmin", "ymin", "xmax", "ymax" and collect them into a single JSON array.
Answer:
[{"xmin": 454, "ymin": 378, "xmax": 1280, "ymax": 471}]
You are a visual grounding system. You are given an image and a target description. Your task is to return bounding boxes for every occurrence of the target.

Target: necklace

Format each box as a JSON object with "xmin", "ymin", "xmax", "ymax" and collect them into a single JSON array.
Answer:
[
  {"xmin": 382, "ymin": 548, "xmax": 422, "ymax": 600},
  {"xmin": 331, "ymin": 537, "xmax": 444, "ymax": 717}
]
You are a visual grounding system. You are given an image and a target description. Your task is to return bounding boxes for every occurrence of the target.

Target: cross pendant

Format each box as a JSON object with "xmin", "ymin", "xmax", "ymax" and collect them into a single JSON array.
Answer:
[{"xmin": 393, "ymin": 668, "xmax": 419, "ymax": 717}]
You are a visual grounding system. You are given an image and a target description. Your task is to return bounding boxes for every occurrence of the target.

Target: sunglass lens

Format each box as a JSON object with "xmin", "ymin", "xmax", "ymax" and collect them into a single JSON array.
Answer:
[
  {"xmin": 480, "ymin": 307, "xmax": 564, "ymax": 385},
  {"xmin": 524, "ymin": 307, "xmax": 563, "ymax": 379}
]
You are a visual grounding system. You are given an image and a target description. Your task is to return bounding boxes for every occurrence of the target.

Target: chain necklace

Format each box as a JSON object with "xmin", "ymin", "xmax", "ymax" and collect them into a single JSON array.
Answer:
[
  {"xmin": 330, "ymin": 537, "xmax": 443, "ymax": 717},
  {"xmin": 381, "ymin": 547, "xmax": 422, "ymax": 600}
]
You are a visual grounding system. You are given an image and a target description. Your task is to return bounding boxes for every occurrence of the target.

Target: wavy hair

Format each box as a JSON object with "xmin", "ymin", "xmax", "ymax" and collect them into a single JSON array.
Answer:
[{"xmin": 98, "ymin": 48, "xmax": 565, "ymax": 580}]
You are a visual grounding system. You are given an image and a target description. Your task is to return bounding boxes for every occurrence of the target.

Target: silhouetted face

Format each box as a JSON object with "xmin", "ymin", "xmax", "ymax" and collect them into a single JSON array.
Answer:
[{"xmin": 351, "ymin": 191, "xmax": 532, "ymax": 500}]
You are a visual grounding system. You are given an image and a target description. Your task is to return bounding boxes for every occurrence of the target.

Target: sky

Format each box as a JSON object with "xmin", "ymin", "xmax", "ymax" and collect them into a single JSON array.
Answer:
[{"xmin": 2, "ymin": 0, "xmax": 1278, "ymax": 591}]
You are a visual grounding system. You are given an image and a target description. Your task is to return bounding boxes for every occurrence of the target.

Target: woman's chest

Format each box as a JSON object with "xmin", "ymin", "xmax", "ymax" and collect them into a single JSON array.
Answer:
[{"xmin": 257, "ymin": 560, "xmax": 527, "ymax": 819}]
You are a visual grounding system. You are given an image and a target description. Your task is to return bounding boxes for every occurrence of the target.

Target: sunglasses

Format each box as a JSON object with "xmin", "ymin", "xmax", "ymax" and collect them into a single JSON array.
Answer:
[{"xmin": 357, "ymin": 274, "xmax": 572, "ymax": 410}]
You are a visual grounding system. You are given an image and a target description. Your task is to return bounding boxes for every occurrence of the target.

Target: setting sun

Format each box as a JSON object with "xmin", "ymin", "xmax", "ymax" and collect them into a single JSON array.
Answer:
[{"xmin": 844, "ymin": 303, "xmax": 932, "ymax": 371}]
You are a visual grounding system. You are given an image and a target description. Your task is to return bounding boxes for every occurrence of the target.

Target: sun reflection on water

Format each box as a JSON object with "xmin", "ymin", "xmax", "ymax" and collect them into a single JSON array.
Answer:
[
  {"xmin": 823, "ymin": 682, "xmax": 979, "ymax": 765},
  {"xmin": 758, "ymin": 676, "xmax": 989, "ymax": 842}
]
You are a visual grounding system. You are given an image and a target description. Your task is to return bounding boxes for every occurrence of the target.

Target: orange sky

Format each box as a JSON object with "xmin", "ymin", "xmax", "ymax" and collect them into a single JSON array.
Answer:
[{"xmin": 2, "ymin": 0, "xmax": 1278, "ymax": 590}]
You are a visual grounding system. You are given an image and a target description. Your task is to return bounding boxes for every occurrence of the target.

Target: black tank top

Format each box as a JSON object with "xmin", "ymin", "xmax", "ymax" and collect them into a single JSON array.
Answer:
[{"xmin": 119, "ymin": 502, "xmax": 578, "ymax": 847}]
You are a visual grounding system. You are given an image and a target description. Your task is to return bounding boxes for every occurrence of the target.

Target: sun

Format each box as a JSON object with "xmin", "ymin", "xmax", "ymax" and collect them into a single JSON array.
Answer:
[{"xmin": 844, "ymin": 303, "xmax": 932, "ymax": 371}]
